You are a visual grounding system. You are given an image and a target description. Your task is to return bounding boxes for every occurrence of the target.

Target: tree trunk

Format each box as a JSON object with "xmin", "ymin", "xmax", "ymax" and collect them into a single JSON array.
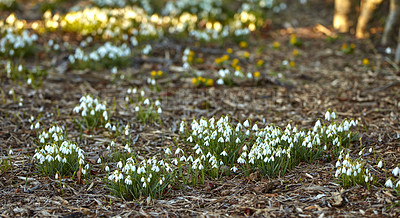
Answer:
[
  {"xmin": 334, "ymin": 0, "xmax": 358, "ymax": 32},
  {"xmin": 382, "ymin": 0, "xmax": 400, "ymax": 45},
  {"xmin": 395, "ymin": 28, "xmax": 400, "ymax": 63},
  {"xmin": 356, "ymin": 0, "xmax": 383, "ymax": 38}
]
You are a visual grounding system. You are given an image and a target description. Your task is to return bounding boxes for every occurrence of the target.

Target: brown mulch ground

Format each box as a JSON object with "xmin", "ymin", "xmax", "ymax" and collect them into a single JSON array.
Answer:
[{"xmin": 1, "ymin": 0, "xmax": 400, "ymax": 217}]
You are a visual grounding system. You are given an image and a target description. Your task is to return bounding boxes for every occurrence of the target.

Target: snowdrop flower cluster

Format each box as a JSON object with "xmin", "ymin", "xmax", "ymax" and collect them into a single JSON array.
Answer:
[
  {"xmin": 68, "ymin": 42, "xmax": 131, "ymax": 67},
  {"xmin": 33, "ymin": 140, "xmax": 88, "ymax": 178},
  {"xmin": 107, "ymin": 156, "xmax": 173, "ymax": 199},
  {"xmin": 334, "ymin": 149, "xmax": 374, "ymax": 188},
  {"xmin": 180, "ymin": 115, "xmax": 254, "ymax": 168},
  {"xmin": 385, "ymin": 165, "xmax": 400, "ymax": 193},
  {"xmin": 126, "ymin": 88, "xmax": 162, "ymax": 124},
  {"xmin": 29, "ymin": 116, "xmax": 41, "ymax": 131},
  {"xmin": 73, "ymin": 94, "xmax": 109, "ymax": 129},
  {"xmin": 36, "ymin": 124, "xmax": 66, "ymax": 147},
  {"xmin": 0, "ymin": 28, "xmax": 37, "ymax": 57}
]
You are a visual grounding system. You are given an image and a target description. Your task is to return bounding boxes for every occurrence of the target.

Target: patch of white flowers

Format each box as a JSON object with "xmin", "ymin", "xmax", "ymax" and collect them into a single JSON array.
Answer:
[
  {"xmin": 181, "ymin": 111, "xmax": 358, "ymax": 177},
  {"xmin": 33, "ymin": 140, "xmax": 89, "ymax": 178},
  {"xmin": 68, "ymin": 42, "xmax": 131, "ymax": 65},
  {"xmin": 107, "ymin": 156, "xmax": 173, "ymax": 199},
  {"xmin": 385, "ymin": 164, "xmax": 400, "ymax": 195},
  {"xmin": 73, "ymin": 94, "xmax": 109, "ymax": 129},
  {"xmin": 334, "ymin": 149, "xmax": 374, "ymax": 188},
  {"xmin": 36, "ymin": 124, "xmax": 66, "ymax": 147}
]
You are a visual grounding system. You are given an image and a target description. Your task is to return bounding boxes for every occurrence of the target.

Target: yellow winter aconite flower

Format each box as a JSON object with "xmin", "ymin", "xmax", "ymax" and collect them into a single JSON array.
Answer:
[
  {"xmin": 187, "ymin": 55, "xmax": 193, "ymax": 62},
  {"xmin": 292, "ymin": 49, "xmax": 299, "ymax": 56},
  {"xmin": 226, "ymin": 48, "xmax": 233, "ymax": 54},
  {"xmin": 192, "ymin": 77, "xmax": 198, "ymax": 85},
  {"xmin": 341, "ymin": 43, "xmax": 348, "ymax": 50},
  {"xmin": 157, "ymin": 70, "xmax": 163, "ymax": 76},
  {"xmin": 290, "ymin": 34, "xmax": 297, "ymax": 45},
  {"xmin": 151, "ymin": 70, "xmax": 157, "ymax": 77},
  {"xmin": 253, "ymin": 71, "xmax": 260, "ymax": 78},
  {"xmin": 222, "ymin": 54, "xmax": 229, "ymax": 61},
  {"xmin": 362, "ymin": 58, "xmax": 369, "ymax": 66},
  {"xmin": 205, "ymin": 78, "xmax": 214, "ymax": 87},
  {"xmin": 239, "ymin": 41, "xmax": 247, "ymax": 48},
  {"xmin": 232, "ymin": 58, "xmax": 239, "ymax": 67},
  {"xmin": 235, "ymin": 66, "xmax": 241, "ymax": 71},
  {"xmin": 289, "ymin": 61, "xmax": 295, "ymax": 68},
  {"xmin": 273, "ymin": 41, "xmax": 280, "ymax": 49},
  {"xmin": 243, "ymin": 51, "xmax": 250, "ymax": 58},
  {"xmin": 350, "ymin": 43, "xmax": 355, "ymax": 49},
  {"xmin": 256, "ymin": 60, "xmax": 264, "ymax": 67}
]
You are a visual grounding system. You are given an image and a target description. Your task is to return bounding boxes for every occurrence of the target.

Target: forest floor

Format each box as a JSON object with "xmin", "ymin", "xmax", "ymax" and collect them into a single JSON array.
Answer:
[{"xmin": 1, "ymin": 0, "xmax": 400, "ymax": 217}]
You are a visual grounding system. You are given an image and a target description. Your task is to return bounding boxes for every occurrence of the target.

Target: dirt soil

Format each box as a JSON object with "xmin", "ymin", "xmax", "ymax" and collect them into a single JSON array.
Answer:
[{"xmin": 1, "ymin": 0, "xmax": 400, "ymax": 217}]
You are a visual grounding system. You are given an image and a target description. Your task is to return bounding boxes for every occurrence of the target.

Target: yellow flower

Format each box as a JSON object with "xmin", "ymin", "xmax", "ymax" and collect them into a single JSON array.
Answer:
[
  {"xmin": 189, "ymin": 51, "xmax": 195, "ymax": 56},
  {"xmin": 289, "ymin": 61, "xmax": 295, "ymax": 68},
  {"xmin": 235, "ymin": 66, "xmax": 241, "ymax": 71},
  {"xmin": 215, "ymin": 58, "xmax": 222, "ymax": 64},
  {"xmin": 226, "ymin": 48, "xmax": 233, "ymax": 54},
  {"xmin": 205, "ymin": 78, "xmax": 214, "ymax": 87},
  {"xmin": 150, "ymin": 70, "xmax": 157, "ymax": 77},
  {"xmin": 232, "ymin": 58, "xmax": 239, "ymax": 67},
  {"xmin": 192, "ymin": 77, "xmax": 198, "ymax": 85},
  {"xmin": 222, "ymin": 54, "xmax": 229, "ymax": 61},
  {"xmin": 256, "ymin": 60, "xmax": 264, "ymax": 67},
  {"xmin": 362, "ymin": 58, "xmax": 369, "ymax": 66},
  {"xmin": 290, "ymin": 35, "xmax": 297, "ymax": 45},
  {"xmin": 253, "ymin": 71, "xmax": 260, "ymax": 78},
  {"xmin": 243, "ymin": 51, "xmax": 250, "ymax": 58},
  {"xmin": 273, "ymin": 41, "xmax": 280, "ymax": 49},
  {"xmin": 350, "ymin": 43, "xmax": 355, "ymax": 49},
  {"xmin": 341, "ymin": 43, "xmax": 348, "ymax": 50},
  {"xmin": 157, "ymin": 70, "xmax": 163, "ymax": 76},
  {"xmin": 187, "ymin": 56, "xmax": 193, "ymax": 62},
  {"xmin": 239, "ymin": 41, "xmax": 247, "ymax": 48},
  {"xmin": 198, "ymin": 76, "xmax": 206, "ymax": 83},
  {"xmin": 292, "ymin": 49, "xmax": 299, "ymax": 56}
]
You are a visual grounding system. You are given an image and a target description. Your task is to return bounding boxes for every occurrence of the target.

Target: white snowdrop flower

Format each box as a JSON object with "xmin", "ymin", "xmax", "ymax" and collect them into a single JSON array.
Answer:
[
  {"xmin": 143, "ymin": 98, "xmax": 150, "ymax": 105},
  {"xmin": 216, "ymin": 78, "xmax": 224, "ymax": 85},
  {"xmin": 336, "ymin": 161, "xmax": 341, "ymax": 167},
  {"xmin": 359, "ymin": 150, "xmax": 363, "ymax": 156},
  {"xmin": 90, "ymin": 110, "xmax": 95, "ymax": 116},
  {"xmin": 155, "ymin": 100, "xmax": 161, "ymax": 106},
  {"xmin": 125, "ymin": 128, "xmax": 129, "ymax": 136},
  {"xmin": 369, "ymin": 148, "xmax": 373, "ymax": 153},
  {"xmin": 34, "ymin": 122, "xmax": 40, "ymax": 129},
  {"xmin": 365, "ymin": 176, "xmax": 369, "ymax": 183},
  {"xmin": 27, "ymin": 78, "xmax": 32, "ymax": 85},
  {"xmin": 97, "ymin": 158, "xmax": 102, "ymax": 164},
  {"xmin": 187, "ymin": 136, "xmax": 193, "ymax": 142},
  {"xmin": 195, "ymin": 148, "xmax": 202, "ymax": 154},
  {"xmin": 220, "ymin": 150, "xmax": 228, "ymax": 156},
  {"xmin": 385, "ymin": 179, "xmax": 393, "ymax": 188},
  {"xmin": 8, "ymin": 149, "xmax": 13, "ymax": 155},
  {"xmin": 135, "ymin": 106, "xmax": 140, "ymax": 112},
  {"xmin": 105, "ymin": 122, "xmax": 111, "ymax": 129},
  {"xmin": 325, "ymin": 111, "xmax": 330, "ymax": 121},
  {"xmin": 252, "ymin": 124, "xmax": 258, "ymax": 131},
  {"xmin": 157, "ymin": 107, "xmax": 162, "ymax": 114},
  {"xmin": 392, "ymin": 167, "xmax": 400, "ymax": 177},
  {"xmin": 243, "ymin": 120, "xmax": 250, "ymax": 128},
  {"xmin": 79, "ymin": 158, "xmax": 84, "ymax": 165},
  {"xmin": 111, "ymin": 67, "xmax": 118, "ymax": 74},
  {"xmin": 396, "ymin": 180, "xmax": 400, "ymax": 188},
  {"xmin": 377, "ymin": 161, "xmax": 383, "ymax": 168},
  {"xmin": 235, "ymin": 138, "xmax": 241, "ymax": 144},
  {"xmin": 165, "ymin": 147, "xmax": 171, "ymax": 155},
  {"xmin": 198, "ymin": 164, "xmax": 204, "ymax": 170},
  {"xmin": 175, "ymin": 148, "xmax": 182, "ymax": 155},
  {"xmin": 55, "ymin": 173, "xmax": 59, "ymax": 180},
  {"xmin": 331, "ymin": 112, "xmax": 336, "ymax": 120},
  {"xmin": 62, "ymin": 157, "xmax": 67, "ymax": 163},
  {"xmin": 82, "ymin": 168, "xmax": 87, "ymax": 175},
  {"xmin": 125, "ymin": 176, "xmax": 132, "ymax": 185},
  {"xmin": 218, "ymin": 137, "xmax": 224, "ymax": 143},
  {"xmin": 159, "ymin": 179, "xmax": 163, "ymax": 185},
  {"xmin": 231, "ymin": 166, "xmax": 238, "ymax": 172},
  {"xmin": 103, "ymin": 111, "xmax": 108, "ymax": 120},
  {"xmin": 245, "ymin": 130, "xmax": 250, "ymax": 135}
]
